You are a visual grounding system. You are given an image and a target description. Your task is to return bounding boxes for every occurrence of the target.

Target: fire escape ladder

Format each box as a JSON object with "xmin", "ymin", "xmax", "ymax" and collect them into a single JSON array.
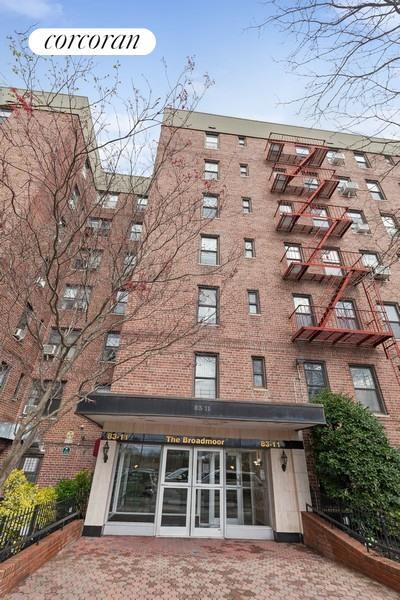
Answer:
[
  {"xmin": 317, "ymin": 271, "xmax": 354, "ymax": 328},
  {"xmin": 361, "ymin": 278, "xmax": 400, "ymax": 385}
]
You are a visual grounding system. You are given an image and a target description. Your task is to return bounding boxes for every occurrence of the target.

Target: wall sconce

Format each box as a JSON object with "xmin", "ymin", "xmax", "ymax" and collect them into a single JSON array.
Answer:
[
  {"xmin": 280, "ymin": 450, "xmax": 288, "ymax": 472},
  {"xmin": 103, "ymin": 441, "xmax": 110, "ymax": 463}
]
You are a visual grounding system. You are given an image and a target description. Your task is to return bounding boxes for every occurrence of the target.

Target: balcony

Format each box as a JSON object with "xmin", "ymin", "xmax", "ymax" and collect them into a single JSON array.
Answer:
[
  {"xmin": 265, "ymin": 134, "xmax": 328, "ymax": 167},
  {"xmin": 270, "ymin": 168, "xmax": 339, "ymax": 199},
  {"xmin": 290, "ymin": 305, "xmax": 393, "ymax": 347},
  {"xmin": 281, "ymin": 246, "xmax": 368, "ymax": 284},
  {"xmin": 275, "ymin": 201, "xmax": 351, "ymax": 237}
]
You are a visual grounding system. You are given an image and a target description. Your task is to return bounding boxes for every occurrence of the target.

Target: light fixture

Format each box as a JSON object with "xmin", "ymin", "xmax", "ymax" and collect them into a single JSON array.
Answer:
[
  {"xmin": 103, "ymin": 441, "xmax": 110, "ymax": 463},
  {"xmin": 280, "ymin": 450, "xmax": 288, "ymax": 472}
]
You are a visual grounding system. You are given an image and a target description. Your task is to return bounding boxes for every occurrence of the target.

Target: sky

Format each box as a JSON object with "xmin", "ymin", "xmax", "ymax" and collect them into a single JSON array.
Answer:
[{"xmin": 0, "ymin": 0, "xmax": 315, "ymax": 128}]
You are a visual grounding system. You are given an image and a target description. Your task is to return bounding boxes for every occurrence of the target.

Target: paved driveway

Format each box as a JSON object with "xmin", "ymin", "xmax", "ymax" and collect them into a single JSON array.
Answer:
[{"xmin": 7, "ymin": 536, "xmax": 398, "ymax": 599}]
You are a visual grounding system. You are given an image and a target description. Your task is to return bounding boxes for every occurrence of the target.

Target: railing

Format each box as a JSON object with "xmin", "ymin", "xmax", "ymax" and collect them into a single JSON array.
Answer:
[
  {"xmin": 270, "ymin": 168, "xmax": 339, "ymax": 197},
  {"xmin": 0, "ymin": 498, "xmax": 82, "ymax": 562},
  {"xmin": 267, "ymin": 132, "xmax": 326, "ymax": 146},
  {"xmin": 290, "ymin": 304, "xmax": 390, "ymax": 333},
  {"xmin": 275, "ymin": 200, "xmax": 350, "ymax": 224},
  {"xmin": 307, "ymin": 498, "xmax": 400, "ymax": 562},
  {"xmin": 281, "ymin": 246, "xmax": 366, "ymax": 271}
]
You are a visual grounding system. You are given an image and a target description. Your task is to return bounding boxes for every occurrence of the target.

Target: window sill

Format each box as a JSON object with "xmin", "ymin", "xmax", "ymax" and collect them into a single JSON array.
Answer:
[
  {"xmin": 249, "ymin": 313, "xmax": 261, "ymax": 317},
  {"xmin": 253, "ymin": 387, "xmax": 268, "ymax": 391}
]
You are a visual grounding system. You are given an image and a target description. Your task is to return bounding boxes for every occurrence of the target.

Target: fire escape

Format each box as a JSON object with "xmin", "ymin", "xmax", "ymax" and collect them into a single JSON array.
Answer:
[{"xmin": 266, "ymin": 133, "xmax": 400, "ymax": 385}]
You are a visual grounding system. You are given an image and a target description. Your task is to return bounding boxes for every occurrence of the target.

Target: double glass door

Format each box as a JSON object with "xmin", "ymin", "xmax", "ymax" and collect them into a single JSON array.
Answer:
[{"xmin": 156, "ymin": 447, "xmax": 223, "ymax": 537}]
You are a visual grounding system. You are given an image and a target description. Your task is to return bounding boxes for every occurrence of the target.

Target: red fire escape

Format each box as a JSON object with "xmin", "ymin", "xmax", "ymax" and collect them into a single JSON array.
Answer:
[{"xmin": 266, "ymin": 133, "xmax": 400, "ymax": 384}]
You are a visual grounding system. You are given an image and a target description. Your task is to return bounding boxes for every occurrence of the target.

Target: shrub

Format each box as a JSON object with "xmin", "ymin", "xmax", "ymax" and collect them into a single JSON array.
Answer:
[
  {"xmin": 55, "ymin": 469, "xmax": 92, "ymax": 510},
  {"xmin": 312, "ymin": 391, "xmax": 400, "ymax": 516},
  {"xmin": 0, "ymin": 469, "xmax": 56, "ymax": 515}
]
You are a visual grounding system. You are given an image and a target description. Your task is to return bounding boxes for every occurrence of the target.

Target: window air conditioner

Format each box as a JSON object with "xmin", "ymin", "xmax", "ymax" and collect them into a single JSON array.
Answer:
[
  {"xmin": 354, "ymin": 223, "xmax": 370, "ymax": 233},
  {"xmin": 328, "ymin": 152, "xmax": 345, "ymax": 166},
  {"xmin": 14, "ymin": 328, "xmax": 26, "ymax": 341},
  {"xmin": 22, "ymin": 404, "xmax": 35, "ymax": 416},
  {"xmin": 43, "ymin": 344, "xmax": 58, "ymax": 357},
  {"xmin": 340, "ymin": 181, "xmax": 359, "ymax": 197},
  {"xmin": 374, "ymin": 265, "xmax": 391, "ymax": 280},
  {"xmin": 35, "ymin": 276, "xmax": 46, "ymax": 288}
]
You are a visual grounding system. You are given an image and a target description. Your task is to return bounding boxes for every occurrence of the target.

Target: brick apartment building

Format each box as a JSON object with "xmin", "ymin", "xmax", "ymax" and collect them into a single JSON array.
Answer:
[{"xmin": 1, "ymin": 89, "xmax": 400, "ymax": 541}]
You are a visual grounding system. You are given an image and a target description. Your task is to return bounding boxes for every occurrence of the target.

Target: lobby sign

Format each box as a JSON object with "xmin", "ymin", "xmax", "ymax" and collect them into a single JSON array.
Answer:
[{"xmin": 101, "ymin": 432, "xmax": 304, "ymax": 449}]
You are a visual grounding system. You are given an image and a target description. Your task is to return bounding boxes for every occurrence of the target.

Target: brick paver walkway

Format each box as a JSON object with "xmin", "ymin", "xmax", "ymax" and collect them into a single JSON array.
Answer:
[{"xmin": 7, "ymin": 536, "xmax": 398, "ymax": 599}]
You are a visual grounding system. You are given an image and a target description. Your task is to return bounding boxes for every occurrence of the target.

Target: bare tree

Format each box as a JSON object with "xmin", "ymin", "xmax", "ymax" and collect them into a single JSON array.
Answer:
[{"xmin": 0, "ymin": 36, "xmax": 238, "ymax": 486}]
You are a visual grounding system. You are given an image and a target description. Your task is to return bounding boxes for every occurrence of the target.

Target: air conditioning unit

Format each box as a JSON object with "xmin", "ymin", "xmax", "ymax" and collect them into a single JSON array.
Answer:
[
  {"xmin": 354, "ymin": 223, "xmax": 370, "ymax": 233},
  {"xmin": 374, "ymin": 265, "xmax": 391, "ymax": 280},
  {"xmin": 340, "ymin": 181, "xmax": 359, "ymax": 197},
  {"xmin": 22, "ymin": 404, "xmax": 35, "ymax": 416},
  {"xmin": 14, "ymin": 328, "xmax": 26, "ymax": 341},
  {"xmin": 43, "ymin": 344, "xmax": 58, "ymax": 357},
  {"xmin": 328, "ymin": 152, "xmax": 345, "ymax": 166},
  {"xmin": 35, "ymin": 276, "xmax": 46, "ymax": 288}
]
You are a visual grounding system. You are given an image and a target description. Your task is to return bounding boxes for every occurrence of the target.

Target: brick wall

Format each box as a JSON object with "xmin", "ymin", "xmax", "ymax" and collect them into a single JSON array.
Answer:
[
  {"xmin": 302, "ymin": 512, "xmax": 400, "ymax": 593},
  {"xmin": 0, "ymin": 519, "xmax": 82, "ymax": 596}
]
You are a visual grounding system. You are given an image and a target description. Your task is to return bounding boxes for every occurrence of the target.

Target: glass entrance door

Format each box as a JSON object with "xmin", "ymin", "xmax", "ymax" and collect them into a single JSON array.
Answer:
[{"xmin": 156, "ymin": 446, "xmax": 224, "ymax": 537}]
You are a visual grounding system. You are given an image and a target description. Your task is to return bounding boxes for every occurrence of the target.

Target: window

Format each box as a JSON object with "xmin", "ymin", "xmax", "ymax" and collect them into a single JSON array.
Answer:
[
  {"xmin": 354, "ymin": 152, "xmax": 370, "ymax": 168},
  {"xmin": 381, "ymin": 214, "xmax": 399, "ymax": 238},
  {"xmin": 285, "ymin": 243, "xmax": 302, "ymax": 263},
  {"xmin": 87, "ymin": 217, "xmax": 111, "ymax": 237},
  {"xmin": 123, "ymin": 253, "xmax": 137, "ymax": 275},
  {"xmin": 13, "ymin": 373, "xmax": 25, "ymax": 400},
  {"xmin": 240, "ymin": 164, "xmax": 249, "ymax": 177},
  {"xmin": 293, "ymin": 295, "xmax": 314, "ymax": 327},
  {"xmin": 347, "ymin": 210, "xmax": 368, "ymax": 230},
  {"xmin": 366, "ymin": 180, "xmax": 385, "ymax": 201},
  {"xmin": 238, "ymin": 136, "xmax": 246, "ymax": 147},
  {"xmin": 252, "ymin": 357, "xmax": 266, "ymax": 388},
  {"xmin": 242, "ymin": 197, "xmax": 252, "ymax": 214},
  {"xmin": 197, "ymin": 287, "xmax": 218, "ymax": 324},
  {"xmin": 248, "ymin": 290, "xmax": 260, "ymax": 314},
  {"xmin": 244, "ymin": 239, "xmax": 255, "ymax": 258},
  {"xmin": 24, "ymin": 380, "xmax": 64, "ymax": 417},
  {"xmin": 378, "ymin": 303, "xmax": 400, "ymax": 339},
  {"xmin": 304, "ymin": 176, "xmax": 319, "ymax": 191},
  {"xmin": 82, "ymin": 157, "xmax": 91, "ymax": 179},
  {"xmin": 326, "ymin": 149, "xmax": 344, "ymax": 164},
  {"xmin": 68, "ymin": 185, "xmax": 80, "ymax": 210},
  {"xmin": 74, "ymin": 249, "xmax": 102, "ymax": 271},
  {"xmin": 194, "ymin": 354, "xmax": 218, "ymax": 398},
  {"xmin": 137, "ymin": 196, "xmax": 148, "ymax": 210},
  {"xmin": 204, "ymin": 161, "xmax": 219, "ymax": 180},
  {"xmin": 14, "ymin": 303, "xmax": 33, "ymax": 339},
  {"xmin": 200, "ymin": 236, "xmax": 219, "ymax": 265},
  {"xmin": 113, "ymin": 290, "xmax": 128, "ymax": 315},
  {"xmin": 61, "ymin": 285, "xmax": 91, "ymax": 310},
  {"xmin": 0, "ymin": 109, "xmax": 11, "ymax": 124},
  {"xmin": 48, "ymin": 328, "xmax": 80, "ymax": 359},
  {"xmin": 311, "ymin": 206, "xmax": 329, "ymax": 229},
  {"xmin": 102, "ymin": 332, "xmax": 121, "ymax": 362},
  {"xmin": 95, "ymin": 383, "xmax": 111, "ymax": 394},
  {"xmin": 278, "ymin": 202, "xmax": 293, "ymax": 215},
  {"xmin": 296, "ymin": 146, "xmax": 310, "ymax": 157},
  {"xmin": 350, "ymin": 366, "xmax": 384, "ymax": 413},
  {"xmin": 336, "ymin": 300, "xmax": 358, "ymax": 329},
  {"xmin": 99, "ymin": 192, "xmax": 118, "ymax": 209},
  {"xmin": 21, "ymin": 456, "xmax": 41, "ymax": 483},
  {"xmin": 361, "ymin": 251, "xmax": 380, "ymax": 268},
  {"xmin": 0, "ymin": 362, "xmax": 10, "ymax": 389},
  {"xmin": 303, "ymin": 362, "xmax": 328, "ymax": 400},
  {"xmin": 384, "ymin": 155, "xmax": 395, "ymax": 166},
  {"xmin": 337, "ymin": 176, "xmax": 350, "ymax": 192},
  {"xmin": 202, "ymin": 194, "xmax": 219, "ymax": 218},
  {"xmin": 205, "ymin": 132, "xmax": 219, "ymax": 149},
  {"xmin": 130, "ymin": 223, "xmax": 142, "ymax": 241}
]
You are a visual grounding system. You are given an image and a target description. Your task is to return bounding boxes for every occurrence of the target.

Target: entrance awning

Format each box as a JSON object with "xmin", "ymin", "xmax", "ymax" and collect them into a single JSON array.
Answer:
[{"xmin": 76, "ymin": 394, "xmax": 325, "ymax": 430}]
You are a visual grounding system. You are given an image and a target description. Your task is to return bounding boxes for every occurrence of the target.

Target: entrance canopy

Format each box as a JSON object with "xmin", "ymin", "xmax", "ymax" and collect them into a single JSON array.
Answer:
[{"xmin": 76, "ymin": 393, "xmax": 325, "ymax": 430}]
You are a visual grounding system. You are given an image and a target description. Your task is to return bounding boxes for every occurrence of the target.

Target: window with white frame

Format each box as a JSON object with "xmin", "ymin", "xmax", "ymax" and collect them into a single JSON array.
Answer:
[
  {"xmin": 61, "ymin": 285, "xmax": 91, "ymax": 310},
  {"xmin": 21, "ymin": 456, "xmax": 41, "ymax": 483},
  {"xmin": 296, "ymin": 146, "xmax": 310, "ymax": 157},
  {"xmin": 354, "ymin": 152, "xmax": 370, "ymax": 168},
  {"xmin": 244, "ymin": 239, "xmax": 255, "ymax": 258},
  {"xmin": 248, "ymin": 290, "xmax": 260, "ymax": 314},
  {"xmin": 350, "ymin": 365, "xmax": 384, "ymax": 412},
  {"xmin": 204, "ymin": 161, "xmax": 219, "ymax": 180},
  {"xmin": 200, "ymin": 236, "xmax": 219, "ymax": 265},
  {"xmin": 87, "ymin": 217, "xmax": 111, "ymax": 237},
  {"xmin": 347, "ymin": 210, "xmax": 368, "ymax": 230},
  {"xmin": 205, "ymin": 132, "xmax": 219, "ymax": 149},
  {"xmin": 113, "ymin": 290, "xmax": 129, "ymax": 315},
  {"xmin": 130, "ymin": 223, "xmax": 142, "ymax": 241},
  {"xmin": 242, "ymin": 197, "xmax": 252, "ymax": 214},
  {"xmin": 285, "ymin": 243, "xmax": 302, "ymax": 263},
  {"xmin": 137, "ymin": 196, "xmax": 148, "ymax": 210},
  {"xmin": 381, "ymin": 214, "xmax": 399, "ymax": 238},
  {"xmin": 238, "ymin": 136, "xmax": 246, "ymax": 147},
  {"xmin": 202, "ymin": 195, "xmax": 219, "ymax": 219},
  {"xmin": 366, "ymin": 180, "xmax": 385, "ymax": 201},
  {"xmin": 99, "ymin": 192, "xmax": 118, "ymax": 209},
  {"xmin": 378, "ymin": 303, "xmax": 400, "ymax": 339},
  {"xmin": 361, "ymin": 251, "xmax": 380, "ymax": 268},
  {"xmin": 194, "ymin": 354, "xmax": 218, "ymax": 398},
  {"xmin": 304, "ymin": 176, "xmax": 319, "ymax": 191},
  {"xmin": 240, "ymin": 163, "xmax": 249, "ymax": 177}
]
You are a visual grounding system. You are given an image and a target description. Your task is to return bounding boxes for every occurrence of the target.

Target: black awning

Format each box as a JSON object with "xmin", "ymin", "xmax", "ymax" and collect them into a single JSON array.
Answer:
[{"xmin": 76, "ymin": 393, "xmax": 325, "ymax": 428}]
